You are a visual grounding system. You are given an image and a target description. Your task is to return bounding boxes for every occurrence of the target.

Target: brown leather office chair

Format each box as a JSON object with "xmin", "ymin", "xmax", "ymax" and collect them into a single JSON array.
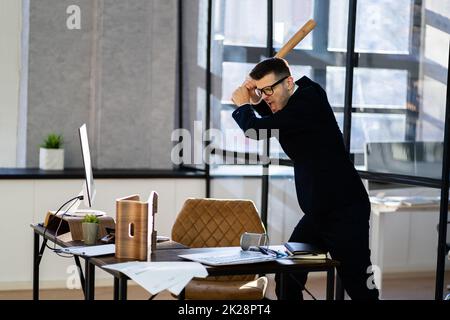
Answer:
[{"xmin": 171, "ymin": 198, "xmax": 268, "ymax": 300}]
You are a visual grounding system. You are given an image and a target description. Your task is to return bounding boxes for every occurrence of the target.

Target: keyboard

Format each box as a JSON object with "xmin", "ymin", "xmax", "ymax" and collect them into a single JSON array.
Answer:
[{"xmin": 179, "ymin": 250, "xmax": 277, "ymax": 266}]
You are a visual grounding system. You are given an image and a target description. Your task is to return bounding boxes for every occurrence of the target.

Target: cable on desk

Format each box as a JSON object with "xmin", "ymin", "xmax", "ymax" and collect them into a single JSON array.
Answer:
[{"xmin": 41, "ymin": 195, "xmax": 84, "ymax": 258}]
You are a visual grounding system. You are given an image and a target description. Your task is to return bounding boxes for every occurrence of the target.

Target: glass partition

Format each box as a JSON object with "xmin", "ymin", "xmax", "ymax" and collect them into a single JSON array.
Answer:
[
  {"xmin": 351, "ymin": 0, "xmax": 449, "ymax": 175},
  {"xmin": 211, "ymin": 176, "xmax": 262, "ymax": 212},
  {"xmin": 267, "ymin": 167, "xmax": 300, "ymax": 245},
  {"xmin": 205, "ymin": 0, "xmax": 450, "ymax": 300}
]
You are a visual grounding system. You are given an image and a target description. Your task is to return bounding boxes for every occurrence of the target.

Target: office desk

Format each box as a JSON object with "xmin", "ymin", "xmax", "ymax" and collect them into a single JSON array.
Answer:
[
  {"xmin": 31, "ymin": 224, "xmax": 185, "ymax": 300},
  {"xmin": 91, "ymin": 247, "xmax": 340, "ymax": 300},
  {"xmin": 32, "ymin": 224, "xmax": 342, "ymax": 300}
]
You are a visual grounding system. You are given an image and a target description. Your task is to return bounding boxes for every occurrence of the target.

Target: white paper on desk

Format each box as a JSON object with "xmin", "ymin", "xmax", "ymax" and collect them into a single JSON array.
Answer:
[
  {"xmin": 167, "ymin": 275, "xmax": 195, "ymax": 295},
  {"xmin": 103, "ymin": 261, "xmax": 207, "ymax": 295}
]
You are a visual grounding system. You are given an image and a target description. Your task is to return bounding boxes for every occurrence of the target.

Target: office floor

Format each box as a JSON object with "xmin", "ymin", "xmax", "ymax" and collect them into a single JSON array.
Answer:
[{"xmin": 1, "ymin": 272, "xmax": 449, "ymax": 300}]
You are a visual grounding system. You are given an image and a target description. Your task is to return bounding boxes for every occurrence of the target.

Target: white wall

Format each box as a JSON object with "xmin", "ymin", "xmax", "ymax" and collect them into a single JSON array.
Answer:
[
  {"xmin": 0, "ymin": 0, "xmax": 21, "ymax": 167},
  {"xmin": 0, "ymin": 178, "xmax": 205, "ymax": 290}
]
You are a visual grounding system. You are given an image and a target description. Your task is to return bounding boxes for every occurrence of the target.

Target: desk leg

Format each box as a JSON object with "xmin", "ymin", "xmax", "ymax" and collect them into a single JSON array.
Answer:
[
  {"xmin": 326, "ymin": 268, "xmax": 335, "ymax": 300},
  {"xmin": 279, "ymin": 273, "xmax": 286, "ymax": 300},
  {"xmin": 85, "ymin": 259, "xmax": 95, "ymax": 300},
  {"xmin": 335, "ymin": 273, "xmax": 345, "ymax": 300},
  {"xmin": 117, "ymin": 278, "xmax": 128, "ymax": 300},
  {"xmin": 33, "ymin": 233, "xmax": 47, "ymax": 301},
  {"xmin": 179, "ymin": 289, "xmax": 185, "ymax": 300},
  {"xmin": 73, "ymin": 256, "xmax": 86, "ymax": 296},
  {"xmin": 114, "ymin": 277, "xmax": 119, "ymax": 300},
  {"xmin": 33, "ymin": 232, "xmax": 40, "ymax": 301}
]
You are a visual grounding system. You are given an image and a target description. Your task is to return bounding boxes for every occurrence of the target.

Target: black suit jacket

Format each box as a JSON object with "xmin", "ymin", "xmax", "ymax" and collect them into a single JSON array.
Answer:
[{"xmin": 232, "ymin": 76, "xmax": 369, "ymax": 218}]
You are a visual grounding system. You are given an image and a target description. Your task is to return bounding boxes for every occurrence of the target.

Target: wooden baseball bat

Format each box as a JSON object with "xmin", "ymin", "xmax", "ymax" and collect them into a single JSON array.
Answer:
[{"xmin": 274, "ymin": 19, "xmax": 317, "ymax": 58}]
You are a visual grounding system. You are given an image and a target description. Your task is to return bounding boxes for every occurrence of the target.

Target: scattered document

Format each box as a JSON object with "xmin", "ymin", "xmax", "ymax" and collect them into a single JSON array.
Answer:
[
  {"xmin": 103, "ymin": 261, "xmax": 207, "ymax": 295},
  {"xmin": 400, "ymin": 196, "xmax": 440, "ymax": 206},
  {"xmin": 370, "ymin": 196, "xmax": 440, "ymax": 207},
  {"xmin": 61, "ymin": 244, "xmax": 115, "ymax": 256}
]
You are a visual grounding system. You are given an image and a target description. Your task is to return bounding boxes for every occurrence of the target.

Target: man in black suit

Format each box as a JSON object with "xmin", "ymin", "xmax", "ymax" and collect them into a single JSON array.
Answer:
[{"xmin": 231, "ymin": 57, "xmax": 379, "ymax": 300}]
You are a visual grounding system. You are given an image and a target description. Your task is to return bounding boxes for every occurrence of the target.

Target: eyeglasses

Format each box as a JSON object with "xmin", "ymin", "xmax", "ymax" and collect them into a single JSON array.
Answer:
[{"xmin": 255, "ymin": 76, "xmax": 289, "ymax": 97}]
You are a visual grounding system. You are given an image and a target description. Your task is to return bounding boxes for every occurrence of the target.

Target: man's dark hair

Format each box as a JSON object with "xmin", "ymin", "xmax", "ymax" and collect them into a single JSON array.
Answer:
[{"xmin": 249, "ymin": 57, "xmax": 291, "ymax": 80}]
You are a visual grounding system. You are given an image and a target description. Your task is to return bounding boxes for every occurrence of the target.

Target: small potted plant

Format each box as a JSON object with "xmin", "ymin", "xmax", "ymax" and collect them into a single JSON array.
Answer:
[
  {"xmin": 39, "ymin": 133, "xmax": 64, "ymax": 170},
  {"xmin": 82, "ymin": 214, "xmax": 100, "ymax": 245}
]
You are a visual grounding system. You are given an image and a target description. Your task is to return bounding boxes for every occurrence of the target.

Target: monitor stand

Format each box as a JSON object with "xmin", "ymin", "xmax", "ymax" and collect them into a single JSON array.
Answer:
[
  {"xmin": 63, "ymin": 209, "xmax": 106, "ymax": 217},
  {"xmin": 44, "ymin": 207, "xmax": 113, "ymax": 243},
  {"xmin": 60, "ymin": 187, "xmax": 106, "ymax": 217}
]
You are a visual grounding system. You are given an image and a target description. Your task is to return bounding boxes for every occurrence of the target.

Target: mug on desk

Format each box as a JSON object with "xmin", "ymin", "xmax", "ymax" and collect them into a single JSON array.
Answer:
[{"xmin": 240, "ymin": 232, "xmax": 268, "ymax": 251}]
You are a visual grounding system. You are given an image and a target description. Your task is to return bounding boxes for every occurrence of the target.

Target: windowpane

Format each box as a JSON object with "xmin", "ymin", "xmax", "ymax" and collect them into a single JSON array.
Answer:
[
  {"xmin": 335, "ymin": 113, "xmax": 406, "ymax": 154},
  {"xmin": 273, "ymin": 0, "xmax": 314, "ymax": 50},
  {"xmin": 329, "ymin": 0, "xmax": 412, "ymax": 54},
  {"xmin": 222, "ymin": 0, "xmax": 267, "ymax": 47},
  {"xmin": 419, "ymin": 76, "xmax": 447, "ymax": 141},
  {"xmin": 291, "ymin": 65, "xmax": 313, "ymax": 80},
  {"xmin": 425, "ymin": 25, "xmax": 450, "ymax": 68},
  {"xmin": 426, "ymin": 0, "xmax": 450, "ymax": 18},
  {"xmin": 418, "ymin": 5, "xmax": 450, "ymax": 144},
  {"xmin": 213, "ymin": 0, "xmax": 449, "ymax": 183},
  {"xmin": 350, "ymin": 0, "xmax": 449, "ymax": 179},
  {"xmin": 268, "ymin": 169, "xmax": 302, "ymax": 244},
  {"xmin": 327, "ymin": 67, "xmax": 408, "ymax": 109},
  {"xmin": 211, "ymin": 177, "xmax": 262, "ymax": 211},
  {"xmin": 211, "ymin": 166, "xmax": 263, "ymax": 176},
  {"xmin": 218, "ymin": 109, "xmax": 263, "ymax": 154},
  {"xmin": 221, "ymin": 62, "xmax": 254, "ymax": 104},
  {"xmin": 328, "ymin": 0, "xmax": 349, "ymax": 52}
]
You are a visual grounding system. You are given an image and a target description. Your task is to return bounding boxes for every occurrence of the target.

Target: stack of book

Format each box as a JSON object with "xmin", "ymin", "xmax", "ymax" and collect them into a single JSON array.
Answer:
[{"xmin": 284, "ymin": 242, "xmax": 327, "ymax": 260}]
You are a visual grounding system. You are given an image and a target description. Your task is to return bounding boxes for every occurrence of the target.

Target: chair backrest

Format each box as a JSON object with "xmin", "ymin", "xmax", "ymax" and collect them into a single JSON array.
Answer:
[{"xmin": 172, "ymin": 198, "xmax": 266, "ymax": 248}]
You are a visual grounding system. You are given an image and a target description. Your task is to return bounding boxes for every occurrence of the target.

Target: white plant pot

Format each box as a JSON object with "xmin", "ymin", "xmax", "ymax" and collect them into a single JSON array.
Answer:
[{"xmin": 39, "ymin": 148, "xmax": 64, "ymax": 170}]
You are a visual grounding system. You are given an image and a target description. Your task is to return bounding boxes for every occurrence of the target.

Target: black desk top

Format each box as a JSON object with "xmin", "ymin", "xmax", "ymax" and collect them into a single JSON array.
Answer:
[
  {"xmin": 32, "ymin": 224, "xmax": 83, "ymax": 248},
  {"xmin": 31, "ymin": 223, "xmax": 187, "ymax": 250}
]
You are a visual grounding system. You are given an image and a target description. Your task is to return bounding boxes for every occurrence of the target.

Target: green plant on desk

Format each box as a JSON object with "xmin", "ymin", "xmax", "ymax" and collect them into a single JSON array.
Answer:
[
  {"xmin": 82, "ymin": 214, "xmax": 100, "ymax": 245},
  {"xmin": 41, "ymin": 133, "xmax": 64, "ymax": 149},
  {"xmin": 83, "ymin": 214, "xmax": 99, "ymax": 224}
]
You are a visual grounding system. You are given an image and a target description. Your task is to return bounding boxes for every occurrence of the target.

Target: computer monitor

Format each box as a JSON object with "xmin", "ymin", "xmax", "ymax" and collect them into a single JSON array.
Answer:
[{"xmin": 78, "ymin": 124, "xmax": 96, "ymax": 208}]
